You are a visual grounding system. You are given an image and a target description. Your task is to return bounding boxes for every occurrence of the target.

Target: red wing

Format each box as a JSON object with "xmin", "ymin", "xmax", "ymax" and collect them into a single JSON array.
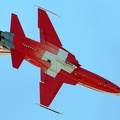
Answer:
[
  {"xmin": 38, "ymin": 8, "xmax": 62, "ymax": 47},
  {"xmin": 40, "ymin": 71, "xmax": 63, "ymax": 106}
]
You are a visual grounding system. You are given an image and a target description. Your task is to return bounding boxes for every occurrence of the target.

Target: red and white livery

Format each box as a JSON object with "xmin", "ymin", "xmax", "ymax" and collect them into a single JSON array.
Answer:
[{"xmin": 0, "ymin": 7, "xmax": 120, "ymax": 113}]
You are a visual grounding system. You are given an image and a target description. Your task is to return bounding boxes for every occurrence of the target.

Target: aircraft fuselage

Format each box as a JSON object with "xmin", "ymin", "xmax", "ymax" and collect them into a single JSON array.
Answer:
[
  {"xmin": 7, "ymin": 33, "xmax": 120, "ymax": 95},
  {"xmin": 0, "ymin": 8, "xmax": 120, "ymax": 109}
]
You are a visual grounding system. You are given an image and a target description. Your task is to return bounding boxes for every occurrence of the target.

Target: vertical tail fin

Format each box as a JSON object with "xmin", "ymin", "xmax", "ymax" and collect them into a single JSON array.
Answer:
[{"xmin": 10, "ymin": 13, "xmax": 25, "ymax": 69}]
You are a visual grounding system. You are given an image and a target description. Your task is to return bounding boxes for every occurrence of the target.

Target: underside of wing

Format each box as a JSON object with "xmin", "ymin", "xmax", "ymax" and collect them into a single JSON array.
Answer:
[
  {"xmin": 0, "ymin": 46, "xmax": 10, "ymax": 56},
  {"xmin": 40, "ymin": 71, "xmax": 63, "ymax": 107},
  {"xmin": 38, "ymin": 8, "xmax": 62, "ymax": 47}
]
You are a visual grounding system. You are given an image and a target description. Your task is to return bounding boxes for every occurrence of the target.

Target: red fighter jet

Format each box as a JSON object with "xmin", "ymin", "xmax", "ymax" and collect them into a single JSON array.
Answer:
[{"xmin": 0, "ymin": 6, "xmax": 120, "ymax": 114}]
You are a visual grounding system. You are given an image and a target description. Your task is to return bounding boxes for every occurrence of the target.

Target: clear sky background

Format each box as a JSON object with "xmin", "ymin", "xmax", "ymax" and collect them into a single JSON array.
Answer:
[{"xmin": 0, "ymin": 0, "xmax": 120, "ymax": 120}]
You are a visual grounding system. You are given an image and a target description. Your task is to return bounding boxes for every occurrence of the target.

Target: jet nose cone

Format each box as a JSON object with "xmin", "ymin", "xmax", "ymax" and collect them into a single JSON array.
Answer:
[
  {"xmin": 114, "ymin": 87, "xmax": 120, "ymax": 95},
  {"xmin": 109, "ymin": 84, "xmax": 120, "ymax": 95}
]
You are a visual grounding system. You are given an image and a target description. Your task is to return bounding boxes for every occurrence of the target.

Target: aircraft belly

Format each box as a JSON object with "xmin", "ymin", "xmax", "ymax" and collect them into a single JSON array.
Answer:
[
  {"xmin": 41, "ymin": 48, "xmax": 77, "ymax": 78},
  {"xmin": 73, "ymin": 68, "xmax": 120, "ymax": 94}
]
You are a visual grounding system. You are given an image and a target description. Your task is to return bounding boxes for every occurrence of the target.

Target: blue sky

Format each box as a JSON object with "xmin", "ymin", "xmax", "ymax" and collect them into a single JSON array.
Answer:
[{"xmin": 0, "ymin": 0, "xmax": 120, "ymax": 120}]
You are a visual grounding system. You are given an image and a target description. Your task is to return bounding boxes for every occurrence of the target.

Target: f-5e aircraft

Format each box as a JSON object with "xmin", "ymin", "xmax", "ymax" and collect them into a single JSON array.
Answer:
[{"xmin": 0, "ymin": 7, "xmax": 120, "ymax": 114}]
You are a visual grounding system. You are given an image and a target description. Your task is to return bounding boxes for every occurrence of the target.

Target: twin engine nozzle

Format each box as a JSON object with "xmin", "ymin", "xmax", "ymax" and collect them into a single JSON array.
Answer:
[{"xmin": 0, "ymin": 30, "xmax": 14, "ymax": 49}]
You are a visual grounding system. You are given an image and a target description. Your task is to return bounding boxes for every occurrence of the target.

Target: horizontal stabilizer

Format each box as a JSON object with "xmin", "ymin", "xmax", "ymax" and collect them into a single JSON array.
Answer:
[
  {"xmin": 10, "ymin": 13, "xmax": 25, "ymax": 36},
  {"xmin": 11, "ymin": 49, "xmax": 25, "ymax": 69}
]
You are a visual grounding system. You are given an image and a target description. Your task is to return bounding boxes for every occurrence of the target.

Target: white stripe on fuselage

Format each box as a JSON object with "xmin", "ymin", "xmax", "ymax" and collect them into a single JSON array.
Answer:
[
  {"xmin": 42, "ymin": 48, "xmax": 77, "ymax": 78},
  {"xmin": 78, "ymin": 82, "xmax": 120, "ymax": 96}
]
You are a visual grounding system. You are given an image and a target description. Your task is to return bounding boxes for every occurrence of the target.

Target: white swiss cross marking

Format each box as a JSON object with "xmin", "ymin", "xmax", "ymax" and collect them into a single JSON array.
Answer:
[{"xmin": 42, "ymin": 48, "xmax": 77, "ymax": 78}]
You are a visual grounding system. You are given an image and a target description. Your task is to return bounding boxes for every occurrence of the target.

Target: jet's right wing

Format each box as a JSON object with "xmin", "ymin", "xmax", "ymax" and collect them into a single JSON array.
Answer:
[{"xmin": 38, "ymin": 8, "xmax": 62, "ymax": 47}]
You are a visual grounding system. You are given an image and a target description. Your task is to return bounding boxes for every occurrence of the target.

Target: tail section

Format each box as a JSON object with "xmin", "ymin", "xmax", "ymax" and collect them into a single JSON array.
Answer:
[
  {"xmin": 10, "ymin": 13, "xmax": 25, "ymax": 36},
  {"xmin": 11, "ymin": 49, "xmax": 25, "ymax": 69},
  {"xmin": 10, "ymin": 13, "xmax": 25, "ymax": 69}
]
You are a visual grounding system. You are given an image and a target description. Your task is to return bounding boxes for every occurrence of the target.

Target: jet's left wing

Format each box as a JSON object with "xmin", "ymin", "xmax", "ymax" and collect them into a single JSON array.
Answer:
[
  {"xmin": 0, "ymin": 46, "xmax": 10, "ymax": 56},
  {"xmin": 40, "ymin": 71, "xmax": 63, "ymax": 106}
]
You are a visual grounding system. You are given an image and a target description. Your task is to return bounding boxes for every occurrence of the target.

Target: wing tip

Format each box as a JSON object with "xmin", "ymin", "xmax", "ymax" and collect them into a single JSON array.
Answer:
[
  {"xmin": 36, "ymin": 103, "xmax": 63, "ymax": 115},
  {"xmin": 34, "ymin": 5, "xmax": 60, "ymax": 18}
]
